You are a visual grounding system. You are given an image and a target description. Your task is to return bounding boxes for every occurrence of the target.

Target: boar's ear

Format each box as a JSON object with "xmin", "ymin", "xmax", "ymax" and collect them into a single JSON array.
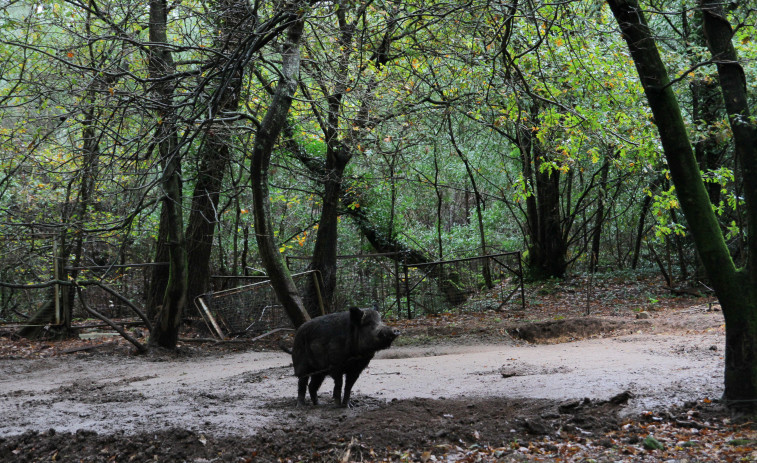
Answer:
[{"xmin": 349, "ymin": 306, "xmax": 364, "ymax": 326}]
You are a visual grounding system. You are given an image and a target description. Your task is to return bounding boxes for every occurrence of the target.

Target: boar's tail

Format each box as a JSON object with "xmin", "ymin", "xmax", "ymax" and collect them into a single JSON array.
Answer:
[{"xmin": 279, "ymin": 342, "xmax": 293, "ymax": 355}]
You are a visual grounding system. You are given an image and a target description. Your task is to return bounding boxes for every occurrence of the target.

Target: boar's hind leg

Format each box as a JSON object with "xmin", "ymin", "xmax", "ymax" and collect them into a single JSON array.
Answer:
[
  {"xmin": 297, "ymin": 376, "xmax": 309, "ymax": 406},
  {"xmin": 332, "ymin": 374, "xmax": 343, "ymax": 405},
  {"xmin": 308, "ymin": 373, "xmax": 326, "ymax": 405}
]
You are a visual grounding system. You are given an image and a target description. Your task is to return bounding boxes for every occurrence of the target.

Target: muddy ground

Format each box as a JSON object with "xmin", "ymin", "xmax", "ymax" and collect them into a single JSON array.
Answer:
[{"xmin": 0, "ymin": 278, "xmax": 741, "ymax": 462}]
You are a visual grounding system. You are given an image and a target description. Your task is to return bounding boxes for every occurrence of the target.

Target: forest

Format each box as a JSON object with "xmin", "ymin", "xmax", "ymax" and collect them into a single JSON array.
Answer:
[{"xmin": 0, "ymin": 0, "xmax": 755, "ymax": 460}]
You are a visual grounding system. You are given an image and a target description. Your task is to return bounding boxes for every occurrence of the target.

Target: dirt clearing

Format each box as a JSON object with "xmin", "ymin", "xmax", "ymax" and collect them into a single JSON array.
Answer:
[{"xmin": 0, "ymin": 279, "xmax": 747, "ymax": 462}]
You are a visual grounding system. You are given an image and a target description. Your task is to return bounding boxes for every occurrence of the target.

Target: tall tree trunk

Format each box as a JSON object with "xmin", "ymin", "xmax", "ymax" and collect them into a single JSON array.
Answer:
[
  {"xmin": 18, "ymin": 7, "xmax": 111, "ymax": 338},
  {"xmin": 608, "ymin": 0, "xmax": 757, "ymax": 411},
  {"xmin": 304, "ymin": 145, "xmax": 349, "ymax": 316},
  {"xmin": 250, "ymin": 11, "xmax": 309, "ymax": 329},
  {"xmin": 531, "ymin": 160, "xmax": 566, "ymax": 278},
  {"xmin": 632, "ymin": 176, "xmax": 663, "ymax": 269},
  {"xmin": 145, "ymin": 208, "xmax": 170, "ymax": 320},
  {"xmin": 302, "ymin": 4, "xmax": 356, "ymax": 317},
  {"xmin": 433, "ymin": 149, "xmax": 444, "ymax": 259},
  {"xmin": 301, "ymin": 2, "xmax": 398, "ymax": 315},
  {"xmin": 700, "ymin": 0, "xmax": 757, "ymax": 409},
  {"xmin": 184, "ymin": 0, "xmax": 249, "ymax": 311},
  {"xmin": 185, "ymin": 141, "xmax": 227, "ymax": 309},
  {"xmin": 59, "ymin": 109, "xmax": 100, "ymax": 332},
  {"xmin": 516, "ymin": 103, "xmax": 567, "ymax": 279},
  {"xmin": 147, "ymin": 0, "xmax": 189, "ymax": 349}
]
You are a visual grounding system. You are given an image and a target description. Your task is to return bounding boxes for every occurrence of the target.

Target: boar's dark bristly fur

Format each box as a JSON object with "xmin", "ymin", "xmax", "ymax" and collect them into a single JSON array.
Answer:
[{"xmin": 289, "ymin": 306, "xmax": 399, "ymax": 407}]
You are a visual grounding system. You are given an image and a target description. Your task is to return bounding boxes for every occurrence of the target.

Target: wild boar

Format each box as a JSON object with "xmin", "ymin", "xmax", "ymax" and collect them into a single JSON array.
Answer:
[{"xmin": 288, "ymin": 306, "xmax": 399, "ymax": 407}]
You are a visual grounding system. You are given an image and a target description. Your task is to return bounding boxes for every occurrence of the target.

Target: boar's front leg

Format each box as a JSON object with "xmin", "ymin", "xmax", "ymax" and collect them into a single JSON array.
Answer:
[
  {"xmin": 340, "ymin": 358, "xmax": 371, "ymax": 407},
  {"xmin": 341, "ymin": 370, "xmax": 358, "ymax": 407},
  {"xmin": 341, "ymin": 365, "xmax": 368, "ymax": 408}
]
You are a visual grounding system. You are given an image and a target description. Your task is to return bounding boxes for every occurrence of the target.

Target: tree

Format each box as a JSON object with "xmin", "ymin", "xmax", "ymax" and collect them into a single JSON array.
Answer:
[
  {"xmin": 250, "ymin": 8, "xmax": 310, "ymax": 329},
  {"xmin": 146, "ymin": 0, "xmax": 189, "ymax": 349},
  {"xmin": 184, "ymin": 0, "xmax": 253, "ymax": 312},
  {"xmin": 607, "ymin": 0, "xmax": 757, "ymax": 410},
  {"xmin": 296, "ymin": 0, "xmax": 406, "ymax": 316}
]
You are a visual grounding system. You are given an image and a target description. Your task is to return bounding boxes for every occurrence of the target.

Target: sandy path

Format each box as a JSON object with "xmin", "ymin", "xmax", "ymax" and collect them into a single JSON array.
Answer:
[{"xmin": 0, "ymin": 326, "xmax": 724, "ymax": 437}]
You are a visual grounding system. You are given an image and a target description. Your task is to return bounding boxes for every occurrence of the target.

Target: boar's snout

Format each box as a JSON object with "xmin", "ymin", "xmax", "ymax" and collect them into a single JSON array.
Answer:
[{"xmin": 377, "ymin": 326, "xmax": 400, "ymax": 348}]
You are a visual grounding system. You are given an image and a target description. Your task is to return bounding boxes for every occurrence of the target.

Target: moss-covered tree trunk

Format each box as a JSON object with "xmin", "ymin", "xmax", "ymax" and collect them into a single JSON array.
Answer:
[
  {"xmin": 700, "ymin": 0, "xmax": 757, "ymax": 409},
  {"xmin": 250, "ymin": 11, "xmax": 310, "ymax": 329},
  {"xmin": 608, "ymin": 0, "xmax": 757, "ymax": 411}
]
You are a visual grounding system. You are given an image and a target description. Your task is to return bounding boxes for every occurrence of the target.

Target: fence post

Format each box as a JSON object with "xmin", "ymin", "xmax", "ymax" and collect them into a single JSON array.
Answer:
[
  {"xmin": 312, "ymin": 270, "xmax": 325, "ymax": 316},
  {"xmin": 403, "ymin": 253, "xmax": 412, "ymax": 319},
  {"xmin": 393, "ymin": 254, "xmax": 401, "ymax": 319},
  {"xmin": 53, "ymin": 238, "xmax": 61, "ymax": 326},
  {"xmin": 518, "ymin": 251, "xmax": 526, "ymax": 310}
]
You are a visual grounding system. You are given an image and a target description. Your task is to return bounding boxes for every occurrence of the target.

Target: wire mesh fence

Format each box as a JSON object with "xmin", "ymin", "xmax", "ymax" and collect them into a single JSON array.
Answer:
[
  {"xmin": 70, "ymin": 264, "xmax": 158, "ymax": 320},
  {"xmin": 286, "ymin": 253, "xmax": 402, "ymax": 315},
  {"xmin": 195, "ymin": 270, "xmax": 323, "ymax": 339},
  {"xmin": 2, "ymin": 234, "xmax": 523, "ymax": 339},
  {"xmin": 288, "ymin": 251, "xmax": 524, "ymax": 320},
  {"xmin": 401, "ymin": 252, "xmax": 524, "ymax": 319},
  {"xmin": 0, "ymin": 226, "xmax": 156, "ymax": 326},
  {"xmin": 0, "ymin": 231, "xmax": 58, "ymax": 324}
]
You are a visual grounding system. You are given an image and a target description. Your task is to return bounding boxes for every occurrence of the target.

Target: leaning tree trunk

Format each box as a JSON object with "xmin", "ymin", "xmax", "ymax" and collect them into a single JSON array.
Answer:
[
  {"xmin": 250, "ymin": 11, "xmax": 309, "ymax": 329},
  {"xmin": 608, "ymin": 0, "xmax": 757, "ymax": 411},
  {"xmin": 286, "ymin": 126, "xmax": 472, "ymax": 307}
]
